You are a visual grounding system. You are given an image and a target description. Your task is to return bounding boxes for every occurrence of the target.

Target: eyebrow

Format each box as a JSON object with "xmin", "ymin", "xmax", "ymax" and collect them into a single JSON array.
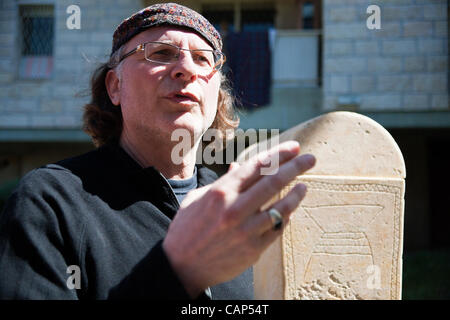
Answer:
[{"xmin": 151, "ymin": 39, "xmax": 213, "ymax": 51}]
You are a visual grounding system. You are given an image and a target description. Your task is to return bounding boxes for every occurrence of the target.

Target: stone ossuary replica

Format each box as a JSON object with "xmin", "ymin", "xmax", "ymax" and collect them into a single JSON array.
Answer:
[{"xmin": 237, "ymin": 111, "xmax": 406, "ymax": 300}]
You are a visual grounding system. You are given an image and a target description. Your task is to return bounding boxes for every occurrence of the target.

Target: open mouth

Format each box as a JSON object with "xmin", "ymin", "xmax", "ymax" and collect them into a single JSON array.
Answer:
[
  {"xmin": 175, "ymin": 94, "xmax": 192, "ymax": 100},
  {"xmin": 169, "ymin": 92, "xmax": 199, "ymax": 104}
]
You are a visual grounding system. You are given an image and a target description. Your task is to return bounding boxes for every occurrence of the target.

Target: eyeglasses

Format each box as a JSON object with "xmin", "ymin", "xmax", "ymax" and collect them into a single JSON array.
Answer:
[{"xmin": 119, "ymin": 41, "xmax": 226, "ymax": 74}]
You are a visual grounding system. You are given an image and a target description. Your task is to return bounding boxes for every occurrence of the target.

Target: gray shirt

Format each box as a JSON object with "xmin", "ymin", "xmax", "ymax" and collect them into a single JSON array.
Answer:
[{"xmin": 167, "ymin": 166, "xmax": 198, "ymax": 205}]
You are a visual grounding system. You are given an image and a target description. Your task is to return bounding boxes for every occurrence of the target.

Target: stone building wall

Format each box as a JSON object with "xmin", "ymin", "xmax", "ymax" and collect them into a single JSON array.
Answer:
[
  {"xmin": 1, "ymin": 0, "xmax": 448, "ymax": 129},
  {"xmin": 323, "ymin": 0, "xmax": 448, "ymax": 112},
  {"xmin": 0, "ymin": 0, "xmax": 142, "ymax": 129}
]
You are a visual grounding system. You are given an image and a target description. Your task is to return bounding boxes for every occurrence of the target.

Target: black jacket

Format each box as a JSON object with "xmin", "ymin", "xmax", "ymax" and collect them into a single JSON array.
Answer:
[{"xmin": 0, "ymin": 144, "xmax": 253, "ymax": 299}]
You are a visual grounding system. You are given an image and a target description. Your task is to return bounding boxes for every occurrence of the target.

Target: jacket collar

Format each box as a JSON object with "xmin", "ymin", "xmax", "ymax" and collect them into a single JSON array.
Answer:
[
  {"xmin": 105, "ymin": 143, "xmax": 218, "ymax": 186},
  {"xmin": 103, "ymin": 143, "xmax": 218, "ymax": 219}
]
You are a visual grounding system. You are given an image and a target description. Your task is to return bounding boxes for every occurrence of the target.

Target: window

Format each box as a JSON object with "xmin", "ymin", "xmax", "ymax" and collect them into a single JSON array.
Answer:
[
  {"xmin": 297, "ymin": 0, "xmax": 322, "ymax": 30},
  {"xmin": 201, "ymin": 1, "xmax": 323, "ymax": 100},
  {"xmin": 202, "ymin": 2, "xmax": 275, "ymax": 33},
  {"xmin": 201, "ymin": 7, "xmax": 235, "ymax": 33},
  {"xmin": 302, "ymin": 2, "xmax": 314, "ymax": 29},
  {"xmin": 19, "ymin": 5, "xmax": 54, "ymax": 79},
  {"xmin": 202, "ymin": 3, "xmax": 275, "ymax": 109}
]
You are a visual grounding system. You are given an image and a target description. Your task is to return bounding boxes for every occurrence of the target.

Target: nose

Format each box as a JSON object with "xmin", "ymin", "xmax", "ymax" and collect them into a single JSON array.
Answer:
[{"xmin": 170, "ymin": 49, "xmax": 198, "ymax": 82}]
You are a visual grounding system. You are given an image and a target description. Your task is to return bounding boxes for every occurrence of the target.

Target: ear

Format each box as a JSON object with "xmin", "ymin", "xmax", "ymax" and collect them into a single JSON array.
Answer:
[{"xmin": 105, "ymin": 69, "xmax": 121, "ymax": 106}]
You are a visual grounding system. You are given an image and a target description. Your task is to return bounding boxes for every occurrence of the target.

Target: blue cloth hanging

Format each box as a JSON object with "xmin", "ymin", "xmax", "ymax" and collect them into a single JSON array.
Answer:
[{"xmin": 224, "ymin": 30, "xmax": 271, "ymax": 109}]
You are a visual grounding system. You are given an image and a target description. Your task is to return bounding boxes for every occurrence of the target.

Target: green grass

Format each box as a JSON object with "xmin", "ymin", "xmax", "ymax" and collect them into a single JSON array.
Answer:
[{"xmin": 402, "ymin": 249, "xmax": 450, "ymax": 299}]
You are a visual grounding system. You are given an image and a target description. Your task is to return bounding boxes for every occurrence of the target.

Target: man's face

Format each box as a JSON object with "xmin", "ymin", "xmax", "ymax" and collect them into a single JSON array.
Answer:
[{"xmin": 110, "ymin": 26, "xmax": 221, "ymax": 146}]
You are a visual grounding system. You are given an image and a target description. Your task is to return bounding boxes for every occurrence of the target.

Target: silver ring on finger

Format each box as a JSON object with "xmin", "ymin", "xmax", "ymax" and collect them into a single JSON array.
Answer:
[{"xmin": 267, "ymin": 208, "xmax": 283, "ymax": 231}]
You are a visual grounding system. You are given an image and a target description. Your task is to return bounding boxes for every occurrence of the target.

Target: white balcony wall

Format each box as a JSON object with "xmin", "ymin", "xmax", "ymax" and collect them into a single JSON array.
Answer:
[{"xmin": 271, "ymin": 29, "xmax": 320, "ymax": 87}]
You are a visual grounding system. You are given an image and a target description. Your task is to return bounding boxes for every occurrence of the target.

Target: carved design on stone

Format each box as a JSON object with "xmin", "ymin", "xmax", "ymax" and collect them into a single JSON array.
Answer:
[
  {"xmin": 294, "ymin": 273, "xmax": 363, "ymax": 300},
  {"xmin": 242, "ymin": 112, "xmax": 406, "ymax": 299},
  {"xmin": 282, "ymin": 178, "xmax": 402, "ymax": 300}
]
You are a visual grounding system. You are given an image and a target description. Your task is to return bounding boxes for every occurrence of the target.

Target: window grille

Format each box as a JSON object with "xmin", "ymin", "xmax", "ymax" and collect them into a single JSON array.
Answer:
[{"xmin": 19, "ymin": 5, "xmax": 54, "ymax": 79}]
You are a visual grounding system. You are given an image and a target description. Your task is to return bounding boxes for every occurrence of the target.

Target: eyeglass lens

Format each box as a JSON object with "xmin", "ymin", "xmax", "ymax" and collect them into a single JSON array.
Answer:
[{"xmin": 144, "ymin": 43, "xmax": 222, "ymax": 72}]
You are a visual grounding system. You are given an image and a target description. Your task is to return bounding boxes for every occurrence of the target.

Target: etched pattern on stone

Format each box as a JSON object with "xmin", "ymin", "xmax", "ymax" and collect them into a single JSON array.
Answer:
[
  {"xmin": 294, "ymin": 273, "xmax": 363, "ymax": 300},
  {"xmin": 282, "ymin": 178, "xmax": 403, "ymax": 300},
  {"xmin": 246, "ymin": 112, "xmax": 406, "ymax": 299}
]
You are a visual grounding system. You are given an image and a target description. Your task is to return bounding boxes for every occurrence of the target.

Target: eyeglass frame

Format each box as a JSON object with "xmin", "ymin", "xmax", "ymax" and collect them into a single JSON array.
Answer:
[{"xmin": 118, "ymin": 41, "xmax": 226, "ymax": 72}]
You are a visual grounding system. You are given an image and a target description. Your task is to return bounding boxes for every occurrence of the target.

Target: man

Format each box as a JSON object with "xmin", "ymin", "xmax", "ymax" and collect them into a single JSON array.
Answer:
[{"xmin": 0, "ymin": 3, "xmax": 315, "ymax": 299}]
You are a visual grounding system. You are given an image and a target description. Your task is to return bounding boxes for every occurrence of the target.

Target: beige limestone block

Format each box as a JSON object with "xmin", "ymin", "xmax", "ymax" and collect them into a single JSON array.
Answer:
[{"xmin": 237, "ymin": 111, "xmax": 405, "ymax": 300}]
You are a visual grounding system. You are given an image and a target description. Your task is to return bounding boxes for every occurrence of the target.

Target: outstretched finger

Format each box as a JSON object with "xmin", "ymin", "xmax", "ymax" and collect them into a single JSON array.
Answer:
[
  {"xmin": 235, "ymin": 153, "xmax": 315, "ymax": 219},
  {"xmin": 244, "ymin": 182, "xmax": 307, "ymax": 236},
  {"xmin": 221, "ymin": 141, "xmax": 301, "ymax": 193}
]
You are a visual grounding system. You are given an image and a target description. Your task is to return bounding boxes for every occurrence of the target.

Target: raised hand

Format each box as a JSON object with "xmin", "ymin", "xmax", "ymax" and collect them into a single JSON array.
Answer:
[{"xmin": 162, "ymin": 141, "xmax": 316, "ymax": 297}]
